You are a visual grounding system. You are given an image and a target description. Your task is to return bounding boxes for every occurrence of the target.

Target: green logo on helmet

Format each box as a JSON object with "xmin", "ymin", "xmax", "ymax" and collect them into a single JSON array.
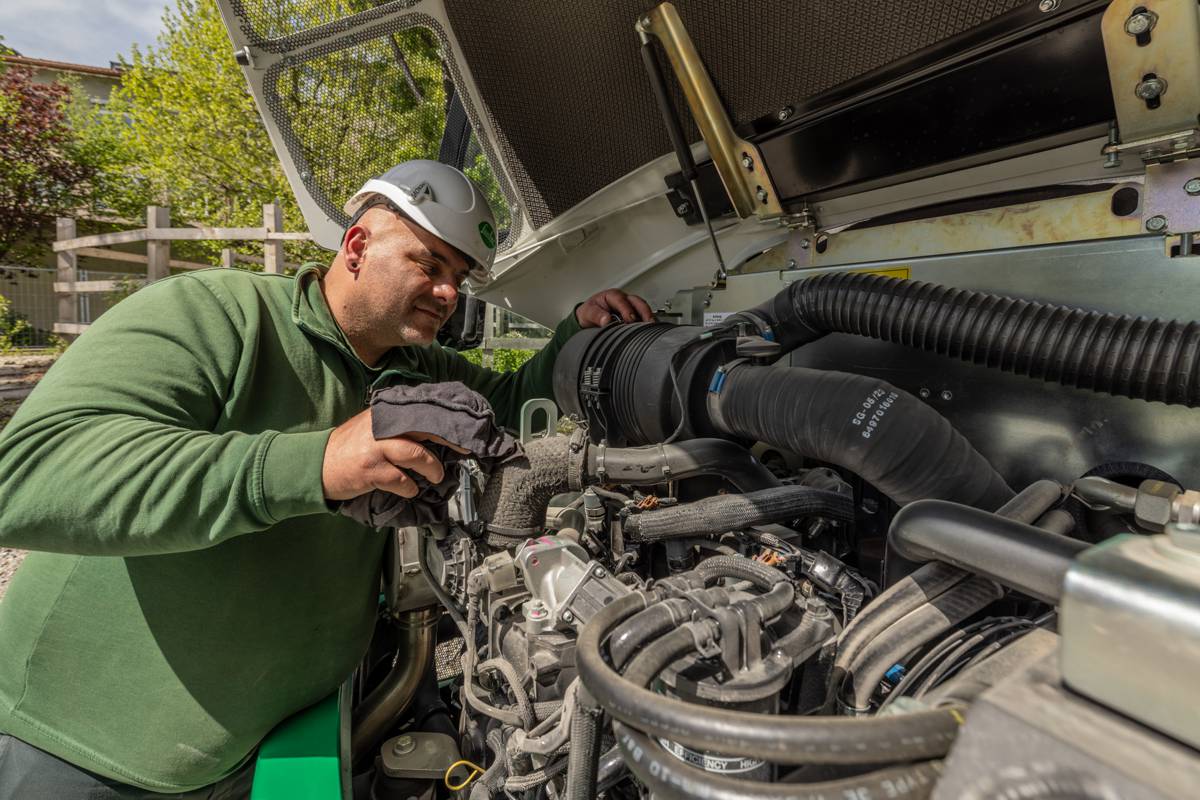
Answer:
[{"xmin": 478, "ymin": 221, "xmax": 496, "ymax": 249}]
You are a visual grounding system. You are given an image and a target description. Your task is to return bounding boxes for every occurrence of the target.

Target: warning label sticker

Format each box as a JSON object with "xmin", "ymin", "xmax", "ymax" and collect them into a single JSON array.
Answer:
[{"xmin": 658, "ymin": 738, "xmax": 764, "ymax": 774}]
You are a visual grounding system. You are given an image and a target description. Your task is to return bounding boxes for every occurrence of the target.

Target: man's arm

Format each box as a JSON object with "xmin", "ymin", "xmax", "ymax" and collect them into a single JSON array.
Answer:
[{"xmin": 0, "ymin": 276, "xmax": 336, "ymax": 556}]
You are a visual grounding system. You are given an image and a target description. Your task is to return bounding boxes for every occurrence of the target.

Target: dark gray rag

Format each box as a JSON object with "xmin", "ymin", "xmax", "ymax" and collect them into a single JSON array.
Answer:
[{"xmin": 340, "ymin": 382, "xmax": 523, "ymax": 528}]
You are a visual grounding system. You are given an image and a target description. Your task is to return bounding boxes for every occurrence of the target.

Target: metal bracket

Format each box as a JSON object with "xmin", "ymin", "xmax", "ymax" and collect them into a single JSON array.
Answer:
[
  {"xmin": 519, "ymin": 398, "xmax": 558, "ymax": 444},
  {"xmin": 636, "ymin": 2, "xmax": 784, "ymax": 221},
  {"xmin": 1101, "ymin": 0, "xmax": 1200, "ymax": 164}
]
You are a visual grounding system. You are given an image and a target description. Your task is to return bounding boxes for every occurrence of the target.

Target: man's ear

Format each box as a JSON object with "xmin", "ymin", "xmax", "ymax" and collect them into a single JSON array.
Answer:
[{"xmin": 343, "ymin": 224, "xmax": 368, "ymax": 273}]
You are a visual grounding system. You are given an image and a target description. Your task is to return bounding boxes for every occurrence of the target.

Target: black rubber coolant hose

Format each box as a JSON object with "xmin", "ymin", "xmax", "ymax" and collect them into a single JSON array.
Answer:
[
  {"xmin": 712, "ymin": 365, "xmax": 1013, "ymax": 510},
  {"xmin": 730, "ymin": 271, "xmax": 1200, "ymax": 406},
  {"xmin": 623, "ymin": 486, "xmax": 853, "ymax": 542}
]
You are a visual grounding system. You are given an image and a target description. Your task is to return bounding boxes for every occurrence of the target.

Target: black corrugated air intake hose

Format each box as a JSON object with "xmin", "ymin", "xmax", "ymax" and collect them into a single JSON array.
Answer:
[
  {"xmin": 555, "ymin": 324, "xmax": 1013, "ymax": 510},
  {"xmin": 729, "ymin": 271, "xmax": 1200, "ymax": 406}
]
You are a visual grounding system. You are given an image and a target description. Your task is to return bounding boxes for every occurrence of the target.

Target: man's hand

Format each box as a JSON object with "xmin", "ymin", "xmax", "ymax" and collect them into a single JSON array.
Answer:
[
  {"xmin": 322, "ymin": 408, "xmax": 446, "ymax": 501},
  {"xmin": 575, "ymin": 288, "xmax": 655, "ymax": 329}
]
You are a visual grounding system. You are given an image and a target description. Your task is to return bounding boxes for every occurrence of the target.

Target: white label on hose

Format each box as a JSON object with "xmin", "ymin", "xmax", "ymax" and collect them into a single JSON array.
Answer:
[
  {"xmin": 658, "ymin": 737, "xmax": 764, "ymax": 773},
  {"xmin": 703, "ymin": 312, "xmax": 733, "ymax": 327},
  {"xmin": 850, "ymin": 388, "xmax": 899, "ymax": 440}
]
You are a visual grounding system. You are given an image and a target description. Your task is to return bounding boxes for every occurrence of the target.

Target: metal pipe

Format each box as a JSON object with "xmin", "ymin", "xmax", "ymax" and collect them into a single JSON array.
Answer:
[{"xmin": 350, "ymin": 607, "xmax": 438, "ymax": 761}]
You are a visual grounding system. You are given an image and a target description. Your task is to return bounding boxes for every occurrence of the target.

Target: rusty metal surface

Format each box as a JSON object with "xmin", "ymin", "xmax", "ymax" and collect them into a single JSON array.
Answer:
[{"xmin": 740, "ymin": 185, "xmax": 1145, "ymax": 273}]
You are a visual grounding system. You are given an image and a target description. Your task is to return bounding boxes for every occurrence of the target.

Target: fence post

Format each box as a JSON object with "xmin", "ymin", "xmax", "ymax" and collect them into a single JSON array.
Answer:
[
  {"xmin": 220, "ymin": 248, "xmax": 235, "ymax": 269},
  {"xmin": 481, "ymin": 304, "xmax": 498, "ymax": 369},
  {"xmin": 55, "ymin": 217, "xmax": 78, "ymax": 330},
  {"xmin": 146, "ymin": 206, "xmax": 171, "ymax": 282},
  {"xmin": 263, "ymin": 202, "xmax": 284, "ymax": 274}
]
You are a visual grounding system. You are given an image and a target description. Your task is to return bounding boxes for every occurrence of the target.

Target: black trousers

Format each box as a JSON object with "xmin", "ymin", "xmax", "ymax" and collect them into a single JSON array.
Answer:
[{"xmin": 0, "ymin": 735, "xmax": 255, "ymax": 800}]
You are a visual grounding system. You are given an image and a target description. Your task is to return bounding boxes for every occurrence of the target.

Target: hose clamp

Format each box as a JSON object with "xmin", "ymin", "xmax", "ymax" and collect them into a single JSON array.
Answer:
[
  {"xmin": 705, "ymin": 357, "xmax": 749, "ymax": 432},
  {"xmin": 595, "ymin": 440, "xmax": 608, "ymax": 483}
]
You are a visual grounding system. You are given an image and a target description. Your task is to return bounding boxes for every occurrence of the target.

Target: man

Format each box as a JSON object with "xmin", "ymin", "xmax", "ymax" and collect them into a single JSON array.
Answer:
[{"xmin": 0, "ymin": 160, "xmax": 653, "ymax": 798}]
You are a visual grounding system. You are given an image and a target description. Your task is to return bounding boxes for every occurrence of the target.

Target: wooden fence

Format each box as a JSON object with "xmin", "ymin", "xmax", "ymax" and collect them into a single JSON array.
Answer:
[{"xmin": 52, "ymin": 203, "xmax": 309, "ymax": 335}]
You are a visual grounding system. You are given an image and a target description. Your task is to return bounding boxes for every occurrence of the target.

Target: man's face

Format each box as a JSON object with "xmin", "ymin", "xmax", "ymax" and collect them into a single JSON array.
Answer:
[{"xmin": 343, "ymin": 207, "xmax": 471, "ymax": 348}]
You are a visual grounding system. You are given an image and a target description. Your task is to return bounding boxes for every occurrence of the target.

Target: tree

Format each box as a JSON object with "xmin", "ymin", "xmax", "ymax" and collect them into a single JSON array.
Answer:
[{"xmin": 0, "ymin": 66, "xmax": 97, "ymax": 264}]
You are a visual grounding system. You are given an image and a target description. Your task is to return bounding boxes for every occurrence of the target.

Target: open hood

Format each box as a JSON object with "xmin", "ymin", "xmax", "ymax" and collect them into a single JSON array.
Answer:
[{"xmin": 215, "ymin": 0, "xmax": 1130, "ymax": 325}]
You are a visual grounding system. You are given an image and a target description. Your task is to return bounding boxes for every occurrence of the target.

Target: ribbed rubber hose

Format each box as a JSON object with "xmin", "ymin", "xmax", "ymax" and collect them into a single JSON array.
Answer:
[
  {"xmin": 615, "ymin": 722, "xmax": 943, "ymax": 800},
  {"xmin": 736, "ymin": 271, "xmax": 1200, "ymax": 406},
  {"xmin": 563, "ymin": 692, "xmax": 603, "ymax": 800},
  {"xmin": 715, "ymin": 365, "xmax": 1013, "ymax": 510},
  {"xmin": 578, "ymin": 594, "xmax": 964, "ymax": 765},
  {"xmin": 624, "ymin": 486, "xmax": 853, "ymax": 541}
]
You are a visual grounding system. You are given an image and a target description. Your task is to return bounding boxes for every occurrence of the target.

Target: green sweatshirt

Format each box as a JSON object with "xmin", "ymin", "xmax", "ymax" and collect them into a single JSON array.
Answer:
[{"xmin": 0, "ymin": 265, "xmax": 580, "ymax": 792}]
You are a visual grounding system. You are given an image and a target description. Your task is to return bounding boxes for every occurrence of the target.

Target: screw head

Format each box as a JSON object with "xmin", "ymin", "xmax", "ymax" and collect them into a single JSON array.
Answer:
[
  {"xmin": 786, "ymin": 259, "xmax": 796, "ymax": 269},
  {"xmin": 1125, "ymin": 11, "xmax": 1157, "ymax": 36},
  {"xmin": 777, "ymin": 106, "xmax": 794, "ymax": 122},
  {"xmin": 593, "ymin": 566, "xmax": 606, "ymax": 578},
  {"xmin": 675, "ymin": 201, "xmax": 692, "ymax": 215},
  {"xmin": 1146, "ymin": 214, "xmax": 1169, "ymax": 232},
  {"xmin": 1185, "ymin": 179, "xmax": 1200, "ymax": 196},
  {"xmin": 1135, "ymin": 77, "xmax": 1167, "ymax": 101},
  {"xmin": 918, "ymin": 387, "xmax": 931, "ymax": 399},
  {"xmin": 940, "ymin": 390, "xmax": 954, "ymax": 401},
  {"xmin": 393, "ymin": 735, "xmax": 416, "ymax": 755},
  {"xmin": 756, "ymin": 186, "xmax": 769, "ymax": 204},
  {"xmin": 562, "ymin": 610, "xmax": 575, "ymax": 623},
  {"xmin": 1038, "ymin": 0, "xmax": 1059, "ymax": 11},
  {"xmin": 741, "ymin": 153, "xmax": 754, "ymax": 169}
]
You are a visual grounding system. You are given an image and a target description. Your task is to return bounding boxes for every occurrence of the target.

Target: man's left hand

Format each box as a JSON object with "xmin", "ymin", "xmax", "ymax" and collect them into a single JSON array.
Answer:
[{"xmin": 575, "ymin": 289, "xmax": 655, "ymax": 329}]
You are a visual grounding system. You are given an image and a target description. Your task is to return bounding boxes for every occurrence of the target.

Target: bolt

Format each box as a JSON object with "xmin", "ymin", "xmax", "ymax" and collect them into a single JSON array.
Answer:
[
  {"xmin": 741, "ymin": 153, "xmax": 754, "ymax": 170},
  {"xmin": 799, "ymin": 239, "xmax": 810, "ymax": 249},
  {"xmin": 756, "ymin": 186, "xmax": 769, "ymax": 204},
  {"xmin": 786, "ymin": 259, "xmax": 796, "ymax": 269},
  {"xmin": 562, "ymin": 610, "xmax": 575, "ymax": 623},
  {"xmin": 1185, "ymin": 179, "xmax": 1200, "ymax": 196},
  {"xmin": 940, "ymin": 390, "xmax": 953, "ymax": 401},
  {"xmin": 1124, "ymin": 10, "xmax": 1157, "ymax": 36},
  {"xmin": 777, "ymin": 105, "xmax": 794, "ymax": 122},
  {"xmin": 393, "ymin": 735, "xmax": 416, "ymax": 756},
  {"xmin": 918, "ymin": 387, "xmax": 931, "ymax": 399},
  {"xmin": 1146, "ymin": 214, "xmax": 1169, "ymax": 232},
  {"xmin": 1038, "ymin": 0, "xmax": 1059, "ymax": 11},
  {"xmin": 593, "ymin": 566, "xmax": 606, "ymax": 578},
  {"xmin": 639, "ymin": 16, "xmax": 651, "ymax": 28},
  {"xmin": 675, "ymin": 201, "xmax": 692, "ymax": 215},
  {"xmin": 1135, "ymin": 77, "xmax": 1167, "ymax": 102}
]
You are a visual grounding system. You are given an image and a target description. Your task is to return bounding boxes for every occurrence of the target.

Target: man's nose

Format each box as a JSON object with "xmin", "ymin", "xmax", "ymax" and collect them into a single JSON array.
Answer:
[{"xmin": 432, "ymin": 280, "xmax": 458, "ymax": 307}]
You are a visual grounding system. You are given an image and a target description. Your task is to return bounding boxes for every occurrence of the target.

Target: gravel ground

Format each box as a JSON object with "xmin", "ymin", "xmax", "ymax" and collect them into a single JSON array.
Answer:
[{"xmin": 0, "ymin": 548, "xmax": 26, "ymax": 602}]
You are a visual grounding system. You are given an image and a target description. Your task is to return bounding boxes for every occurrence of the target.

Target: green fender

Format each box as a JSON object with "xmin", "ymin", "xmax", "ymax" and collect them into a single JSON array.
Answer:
[{"xmin": 250, "ymin": 680, "xmax": 352, "ymax": 800}]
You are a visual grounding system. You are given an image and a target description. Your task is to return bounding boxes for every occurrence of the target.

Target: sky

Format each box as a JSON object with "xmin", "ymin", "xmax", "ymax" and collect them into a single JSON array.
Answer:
[{"xmin": 2, "ymin": 0, "xmax": 168, "ymax": 66}]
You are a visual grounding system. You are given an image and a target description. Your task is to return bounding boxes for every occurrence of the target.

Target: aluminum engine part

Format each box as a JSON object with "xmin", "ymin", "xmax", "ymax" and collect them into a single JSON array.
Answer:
[
  {"xmin": 514, "ymin": 534, "xmax": 630, "ymax": 628},
  {"xmin": 933, "ymin": 653, "xmax": 1198, "ymax": 800},
  {"xmin": 1061, "ymin": 525, "xmax": 1200, "ymax": 750}
]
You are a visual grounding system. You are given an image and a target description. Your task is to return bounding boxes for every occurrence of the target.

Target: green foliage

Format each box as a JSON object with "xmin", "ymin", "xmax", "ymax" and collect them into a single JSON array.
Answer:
[
  {"xmin": 0, "ymin": 293, "xmax": 32, "ymax": 353},
  {"xmin": 106, "ymin": 0, "xmax": 323, "ymax": 263},
  {"xmin": 0, "ymin": 35, "xmax": 16, "ymax": 57},
  {"xmin": 457, "ymin": 334, "xmax": 537, "ymax": 374},
  {"xmin": 0, "ymin": 66, "xmax": 98, "ymax": 264}
]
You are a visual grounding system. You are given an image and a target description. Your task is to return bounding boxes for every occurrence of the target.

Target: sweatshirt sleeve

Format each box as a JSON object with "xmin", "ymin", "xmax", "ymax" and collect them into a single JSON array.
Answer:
[
  {"xmin": 0, "ymin": 275, "xmax": 331, "ymax": 557},
  {"xmin": 428, "ymin": 310, "xmax": 583, "ymax": 431}
]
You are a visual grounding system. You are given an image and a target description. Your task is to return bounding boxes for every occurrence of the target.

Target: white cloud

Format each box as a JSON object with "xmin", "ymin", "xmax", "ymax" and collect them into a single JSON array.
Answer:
[{"xmin": 2, "ymin": 0, "xmax": 168, "ymax": 66}]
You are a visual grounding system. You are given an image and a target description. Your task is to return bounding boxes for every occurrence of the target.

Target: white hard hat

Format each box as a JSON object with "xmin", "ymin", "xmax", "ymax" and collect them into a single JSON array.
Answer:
[{"xmin": 344, "ymin": 160, "xmax": 498, "ymax": 283}]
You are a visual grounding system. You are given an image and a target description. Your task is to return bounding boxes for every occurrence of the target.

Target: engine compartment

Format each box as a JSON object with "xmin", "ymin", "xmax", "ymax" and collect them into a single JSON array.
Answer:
[{"xmin": 358, "ymin": 257, "xmax": 1200, "ymax": 799}]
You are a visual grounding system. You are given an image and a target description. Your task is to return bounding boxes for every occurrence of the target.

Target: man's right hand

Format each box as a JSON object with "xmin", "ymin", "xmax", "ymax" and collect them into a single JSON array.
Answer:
[{"xmin": 321, "ymin": 408, "xmax": 445, "ymax": 501}]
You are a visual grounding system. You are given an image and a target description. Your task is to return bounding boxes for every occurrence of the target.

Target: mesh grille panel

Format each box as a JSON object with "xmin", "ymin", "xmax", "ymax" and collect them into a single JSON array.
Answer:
[
  {"xmin": 435, "ymin": 636, "xmax": 464, "ymax": 682},
  {"xmin": 229, "ymin": 0, "xmax": 417, "ymax": 52},
  {"xmin": 261, "ymin": 14, "xmax": 517, "ymax": 242},
  {"xmin": 445, "ymin": 0, "xmax": 1030, "ymax": 227}
]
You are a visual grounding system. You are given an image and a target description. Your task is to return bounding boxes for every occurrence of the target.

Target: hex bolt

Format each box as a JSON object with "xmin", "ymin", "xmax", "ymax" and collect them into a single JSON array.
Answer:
[
  {"xmin": 561, "ymin": 610, "xmax": 575, "ymax": 623},
  {"xmin": 1146, "ymin": 215, "xmax": 1169, "ymax": 232},
  {"xmin": 756, "ymin": 186, "xmax": 769, "ymax": 204},
  {"xmin": 786, "ymin": 259, "xmax": 796, "ymax": 269},
  {"xmin": 1185, "ymin": 179, "xmax": 1200, "ymax": 196},
  {"xmin": 1038, "ymin": 0, "xmax": 1059, "ymax": 11},
  {"xmin": 593, "ymin": 566, "xmax": 606, "ymax": 578},
  {"xmin": 799, "ymin": 239, "xmax": 811, "ymax": 249},
  {"xmin": 777, "ymin": 106, "xmax": 794, "ymax": 122},
  {"xmin": 675, "ymin": 201, "xmax": 692, "ymax": 215},
  {"xmin": 1124, "ymin": 10, "xmax": 1157, "ymax": 36},
  {"xmin": 741, "ymin": 153, "xmax": 754, "ymax": 170},
  {"xmin": 1135, "ymin": 77, "xmax": 1167, "ymax": 102},
  {"xmin": 940, "ymin": 390, "xmax": 953, "ymax": 401},
  {"xmin": 393, "ymin": 735, "xmax": 416, "ymax": 756}
]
